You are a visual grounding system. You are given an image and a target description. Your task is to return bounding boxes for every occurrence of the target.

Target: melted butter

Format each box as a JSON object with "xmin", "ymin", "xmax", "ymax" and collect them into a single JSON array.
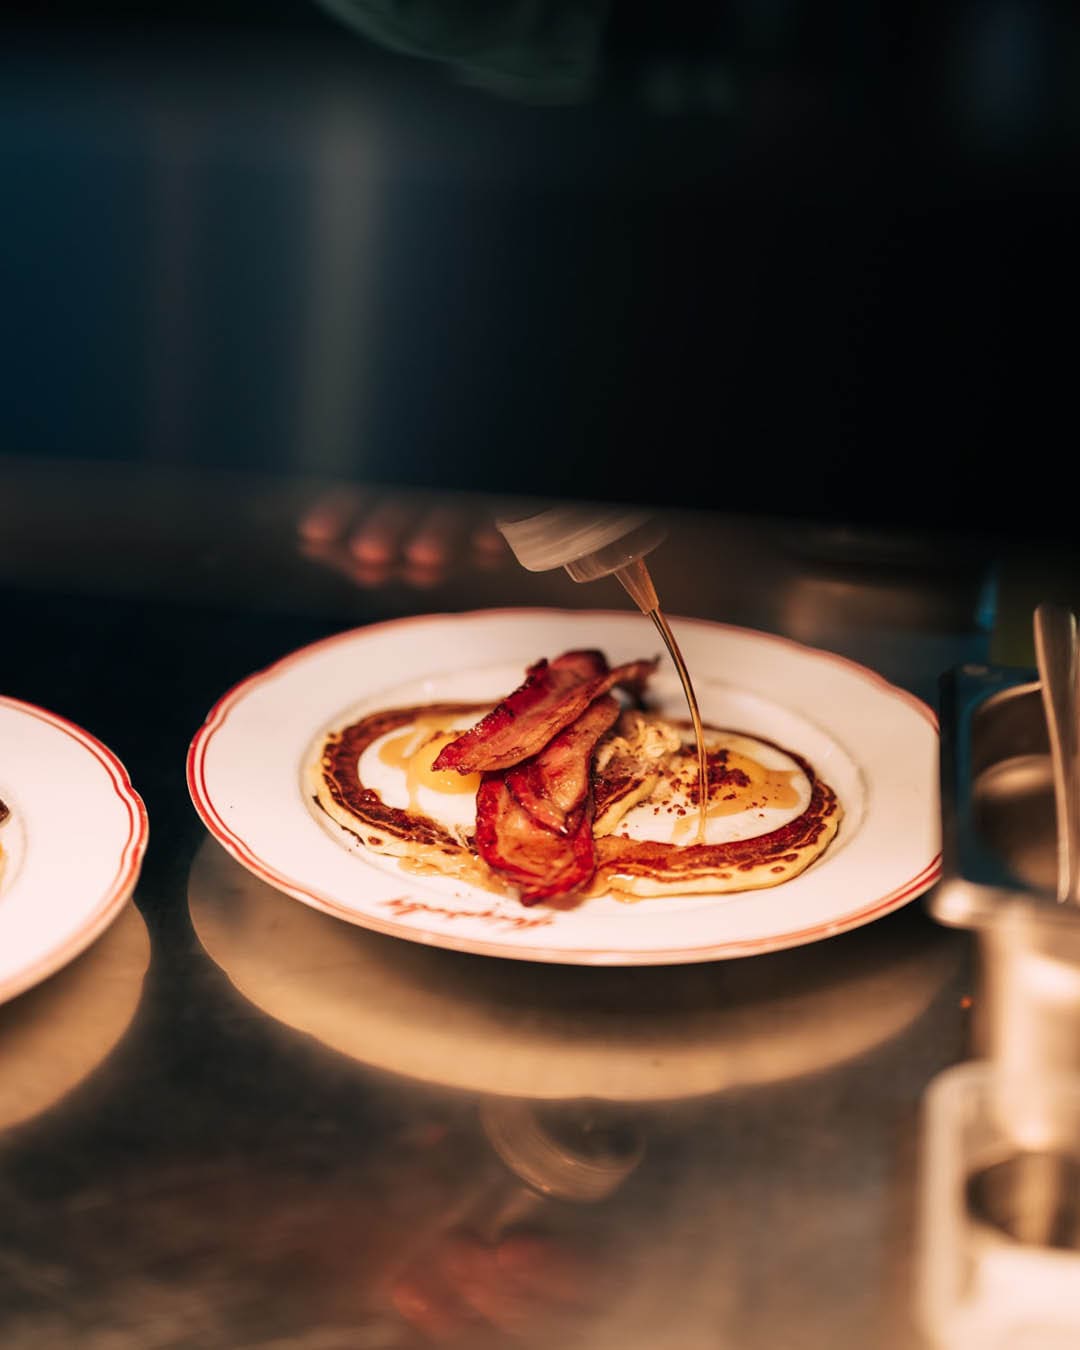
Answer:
[
  {"xmin": 670, "ymin": 751, "xmax": 801, "ymax": 842},
  {"xmin": 378, "ymin": 723, "xmax": 483, "ymax": 813}
]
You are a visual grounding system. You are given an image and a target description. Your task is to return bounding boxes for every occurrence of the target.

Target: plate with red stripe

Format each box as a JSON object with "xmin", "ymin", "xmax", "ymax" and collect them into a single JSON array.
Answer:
[
  {"xmin": 187, "ymin": 609, "xmax": 940, "ymax": 966},
  {"xmin": 0, "ymin": 696, "xmax": 149, "ymax": 1002}
]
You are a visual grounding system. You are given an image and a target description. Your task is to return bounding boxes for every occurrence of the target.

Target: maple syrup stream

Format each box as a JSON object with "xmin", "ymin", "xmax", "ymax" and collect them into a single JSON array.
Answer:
[
  {"xmin": 614, "ymin": 557, "xmax": 708, "ymax": 844},
  {"xmin": 649, "ymin": 607, "xmax": 709, "ymax": 844}
]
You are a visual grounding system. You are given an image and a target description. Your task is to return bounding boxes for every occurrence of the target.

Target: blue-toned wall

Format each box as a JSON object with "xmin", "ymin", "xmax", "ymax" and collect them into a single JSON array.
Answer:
[{"xmin": 3, "ymin": 4, "xmax": 1077, "ymax": 529}]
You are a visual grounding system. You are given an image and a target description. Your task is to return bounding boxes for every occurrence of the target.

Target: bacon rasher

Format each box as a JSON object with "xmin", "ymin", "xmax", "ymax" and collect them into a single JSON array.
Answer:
[
  {"xmin": 473, "ymin": 694, "xmax": 621, "ymax": 902},
  {"xmin": 504, "ymin": 695, "xmax": 620, "ymax": 835},
  {"xmin": 433, "ymin": 650, "xmax": 656, "ymax": 775},
  {"xmin": 473, "ymin": 776, "xmax": 597, "ymax": 904}
]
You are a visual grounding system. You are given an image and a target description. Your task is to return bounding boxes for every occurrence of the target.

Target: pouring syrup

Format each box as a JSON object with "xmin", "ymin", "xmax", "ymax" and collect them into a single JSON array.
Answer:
[
  {"xmin": 496, "ymin": 509, "xmax": 709, "ymax": 841},
  {"xmin": 612, "ymin": 557, "xmax": 709, "ymax": 844}
]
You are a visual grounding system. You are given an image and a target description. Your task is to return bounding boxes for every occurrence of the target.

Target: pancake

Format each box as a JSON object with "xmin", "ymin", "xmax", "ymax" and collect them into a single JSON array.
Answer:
[
  {"xmin": 305, "ymin": 701, "xmax": 510, "ymax": 892},
  {"xmin": 305, "ymin": 701, "xmax": 842, "ymax": 905},
  {"xmin": 584, "ymin": 712, "xmax": 842, "ymax": 897}
]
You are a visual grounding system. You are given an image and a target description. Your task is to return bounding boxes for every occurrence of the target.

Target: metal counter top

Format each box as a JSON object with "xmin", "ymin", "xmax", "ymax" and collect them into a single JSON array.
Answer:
[{"xmin": 0, "ymin": 457, "xmax": 1050, "ymax": 1349}]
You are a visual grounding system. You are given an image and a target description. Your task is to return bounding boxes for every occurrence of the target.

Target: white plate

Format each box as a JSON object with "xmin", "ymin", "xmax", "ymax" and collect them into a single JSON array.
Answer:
[
  {"xmin": 0, "ymin": 697, "xmax": 149, "ymax": 1002},
  {"xmin": 187, "ymin": 608, "xmax": 941, "ymax": 966}
]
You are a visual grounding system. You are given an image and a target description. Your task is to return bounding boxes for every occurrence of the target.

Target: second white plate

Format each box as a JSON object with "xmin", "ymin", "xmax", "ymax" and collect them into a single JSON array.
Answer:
[{"xmin": 0, "ymin": 696, "xmax": 148, "ymax": 1002}]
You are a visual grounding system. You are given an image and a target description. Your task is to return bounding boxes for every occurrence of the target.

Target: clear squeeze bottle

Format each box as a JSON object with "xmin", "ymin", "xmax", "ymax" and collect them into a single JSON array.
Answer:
[{"xmin": 497, "ymin": 506, "xmax": 709, "ymax": 842}]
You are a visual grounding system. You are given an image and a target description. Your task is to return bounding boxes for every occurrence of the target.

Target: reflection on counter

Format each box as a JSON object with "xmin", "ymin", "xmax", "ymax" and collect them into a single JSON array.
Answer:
[
  {"xmin": 181, "ymin": 835, "xmax": 970, "ymax": 1347},
  {"xmin": 0, "ymin": 903, "xmax": 150, "ymax": 1133},
  {"xmin": 0, "ymin": 840, "xmax": 964, "ymax": 1349},
  {"xmin": 188, "ymin": 834, "xmax": 958, "ymax": 1101}
]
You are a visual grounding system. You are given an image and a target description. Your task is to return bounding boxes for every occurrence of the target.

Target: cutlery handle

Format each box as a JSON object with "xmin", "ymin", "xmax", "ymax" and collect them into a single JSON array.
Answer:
[{"xmin": 1034, "ymin": 602, "xmax": 1080, "ymax": 904}]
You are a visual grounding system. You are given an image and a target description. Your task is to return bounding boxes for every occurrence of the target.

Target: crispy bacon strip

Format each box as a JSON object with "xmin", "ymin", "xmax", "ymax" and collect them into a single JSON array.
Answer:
[
  {"xmin": 434, "ymin": 650, "xmax": 657, "ymax": 774},
  {"xmin": 505, "ymin": 695, "xmax": 620, "ymax": 835},
  {"xmin": 474, "ymin": 776, "xmax": 597, "ymax": 905},
  {"xmin": 474, "ymin": 695, "xmax": 622, "ymax": 901},
  {"xmin": 432, "ymin": 650, "xmax": 605, "ymax": 776}
]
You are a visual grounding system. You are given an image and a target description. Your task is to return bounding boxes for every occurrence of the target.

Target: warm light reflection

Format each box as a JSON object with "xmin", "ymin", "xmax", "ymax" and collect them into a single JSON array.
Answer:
[
  {"xmin": 187, "ymin": 834, "xmax": 957, "ymax": 1103},
  {"xmin": 0, "ymin": 903, "xmax": 150, "ymax": 1132}
]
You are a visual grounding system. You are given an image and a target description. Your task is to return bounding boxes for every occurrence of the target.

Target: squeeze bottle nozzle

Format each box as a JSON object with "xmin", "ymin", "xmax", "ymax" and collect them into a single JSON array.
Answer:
[{"xmin": 496, "ymin": 507, "xmax": 666, "ymax": 613}]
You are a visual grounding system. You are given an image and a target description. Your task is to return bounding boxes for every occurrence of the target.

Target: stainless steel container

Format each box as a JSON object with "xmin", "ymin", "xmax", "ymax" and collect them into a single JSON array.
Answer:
[
  {"xmin": 934, "ymin": 665, "xmax": 1080, "ymax": 1085},
  {"xmin": 921, "ymin": 667, "xmax": 1080, "ymax": 1347}
]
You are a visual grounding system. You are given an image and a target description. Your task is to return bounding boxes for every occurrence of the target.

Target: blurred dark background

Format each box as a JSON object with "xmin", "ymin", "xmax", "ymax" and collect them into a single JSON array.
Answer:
[{"xmin": 2, "ymin": 1, "xmax": 1077, "ymax": 534}]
